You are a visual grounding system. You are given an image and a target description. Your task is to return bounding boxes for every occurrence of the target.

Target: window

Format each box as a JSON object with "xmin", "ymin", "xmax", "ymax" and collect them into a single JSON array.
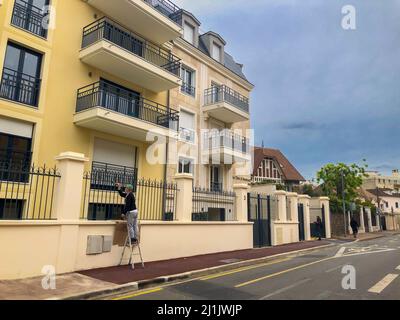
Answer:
[
  {"xmin": 212, "ymin": 42, "xmax": 221, "ymax": 62},
  {"xmin": 0, "ymin": 199, "xmax": 24, "ymax": 220},
  {"xmin": 178, "ymin": 157, "xmax": 194, "ymax": 175},
  {"xmin": 396, "ymin": 202, "xmax": 399, "ymax": 209},
  {"xmin": 0, "ymin": 131, "xmax": 33, "ymax": 182},
  {"xmin": 11, "ymin": 0, "xmax": 50, "ymax": 38},
  {"xmin": 183, "ymin": 22, "xmax": 195, "ymax": 44},
  {"xmin": 210, "ymin": 166, "xmax": 222, "ymax": 191},
  {"xmin": 181, "ymin": 66, "xmax": 195, "ymax": 97},
  {"xmin": 0, "ymin": 42, "xmax": 42, "ymax": 107},
  {"xmin": 179, "ymin": 110, "xmax": 195, "ymax": 143},
  {"xmin": 99, "ymin": 79, "xmax": 141, "ymax": 115}
]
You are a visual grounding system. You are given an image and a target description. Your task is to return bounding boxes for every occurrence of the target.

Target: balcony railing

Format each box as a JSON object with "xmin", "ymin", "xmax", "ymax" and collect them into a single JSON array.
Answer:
[
  {"xmin": 181, "ymin": 82, "xmax": 196, "ymax": 97},
  {"xmin": 179, "ymin": 127, "xmax": 195, "ymax": 143},
  {"xmin": 143, "ymin": 0, "xmax": 181, "ymax": 23},
  {"xmin": 76, "ymin": 81, "xmax": 179, "ymax": 130},
  {"xmin": 82, "ymin": 17, "xmax": 181, "ymax": 76},
  {"xmin": 204, "ymin": 131, "xmax": 249, "ymax": 154},
  {"xmin": 0, "ymin": 67, "xmax": 41, "ymax": 107},
  {"xmin": 204, "ymin": 86, "xmax": 249, "ymax": 113},
  {"xmin": 11, "ymin": 0, "xmax": 48, "ymax": 38}
]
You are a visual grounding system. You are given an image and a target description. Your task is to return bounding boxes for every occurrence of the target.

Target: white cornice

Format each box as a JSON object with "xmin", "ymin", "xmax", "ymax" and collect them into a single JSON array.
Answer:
[{"xmin": 174, "ymin": 38, "xmax": 254, "ymax": 92}]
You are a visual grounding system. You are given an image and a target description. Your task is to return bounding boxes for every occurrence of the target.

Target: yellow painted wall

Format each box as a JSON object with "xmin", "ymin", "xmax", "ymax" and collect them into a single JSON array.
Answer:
[{"xmin": 0, "ymin": 0, "xmax": 167, "ymax": 180}]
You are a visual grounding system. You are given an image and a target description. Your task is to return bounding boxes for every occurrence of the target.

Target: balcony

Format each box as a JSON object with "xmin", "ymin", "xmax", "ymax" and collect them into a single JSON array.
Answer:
[
  {"xmin": 74, "ymin": 81, "xmax": 179, "ymax": 141},
  {"xmin": 203, "ymin": 86, "xmax": 250, "ymax": 123},
  {"xmin": 84, "ymin": 0, "xmax": 183, "ymax": 45},
  {"xmin": 11, "ymin": 0, "xmax": 48, "ymax": 38},
  {"xmin": 0, "ymin": 67, "xmax": 41, "ymax": 107},
  {"xmin": 80, "ymin": 18, "xmax": 182, "ymax": 93},
  {"xmin": 203, "ymin": 131, "xmax": 250, "ymax": 164}
]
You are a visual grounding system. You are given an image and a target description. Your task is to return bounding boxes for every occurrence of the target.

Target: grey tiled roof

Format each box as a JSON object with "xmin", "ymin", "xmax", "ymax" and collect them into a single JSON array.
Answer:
[{"xmin": 198, "ymin": 37, "xmax": 248, "ymax": 81}]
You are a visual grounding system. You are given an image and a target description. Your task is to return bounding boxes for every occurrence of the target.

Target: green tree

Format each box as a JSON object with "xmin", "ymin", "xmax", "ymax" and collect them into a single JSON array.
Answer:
[{"xmin": 316, "ymin": 161, "xmax": 368, "ymax": 213}]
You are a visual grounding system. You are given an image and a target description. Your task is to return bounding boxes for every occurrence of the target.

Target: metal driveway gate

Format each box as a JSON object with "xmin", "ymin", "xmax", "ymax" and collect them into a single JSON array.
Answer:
[
  {"xmin": 298, "ymin": 203, "xmax": 305, "ymax": 241},
  {"xmin": 248, "ymin": 193, "xmax": 271, "ymax": 247}
]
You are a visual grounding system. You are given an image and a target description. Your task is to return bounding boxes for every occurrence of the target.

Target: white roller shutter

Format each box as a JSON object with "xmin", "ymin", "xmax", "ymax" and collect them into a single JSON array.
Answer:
[
  {"xmin": 180, "ymin": 110, "xmax": 195, "ymax": 130},
  {"xmin": 93, "ymin": 138, "xmax": 137, "ymax": 168},
  {"xmin": 0, "ymin": 117, "xmax": 33, "ymax": 138}
]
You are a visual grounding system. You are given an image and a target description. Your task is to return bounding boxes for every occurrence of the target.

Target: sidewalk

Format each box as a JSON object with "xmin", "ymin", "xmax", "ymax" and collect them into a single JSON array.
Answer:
[
  {"xmin": 332, "ymin": 231, "xmax": 397, "ymax": 242},
  {"xmin": 0, "ymin": 240, "xmax": 333, "ymax": 300}
]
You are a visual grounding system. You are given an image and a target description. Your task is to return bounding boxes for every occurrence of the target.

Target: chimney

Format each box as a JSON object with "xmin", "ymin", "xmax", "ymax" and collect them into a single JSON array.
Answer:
[{"xmin": 393, "ymin": 169, "xmax": 399, "ymax": 177}]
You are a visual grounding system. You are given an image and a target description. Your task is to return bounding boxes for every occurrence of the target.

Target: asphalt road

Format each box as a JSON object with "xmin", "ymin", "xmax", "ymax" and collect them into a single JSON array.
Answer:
[{"xmin": 108, "ymin": 234, "xmax": 400, "ymax": 300}]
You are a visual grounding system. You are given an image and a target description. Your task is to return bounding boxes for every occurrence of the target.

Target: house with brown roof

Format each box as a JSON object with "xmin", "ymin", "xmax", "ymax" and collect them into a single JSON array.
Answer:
[{"xmin": 251, "ymin": 147, "xmax": 305, "ymax": 192}]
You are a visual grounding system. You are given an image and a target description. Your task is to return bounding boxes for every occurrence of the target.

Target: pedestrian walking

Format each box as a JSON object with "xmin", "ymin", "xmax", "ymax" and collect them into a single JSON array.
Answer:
[
  {"xmin": 350, "ymin": 216, "xmax": 359, "ymax": 239},
  {"xmin": 315, "ymin": 216, "xmax": 323, "ymax": 240},
  {"xmin": 116, "ymin": 183, "xmax": 138, "ymax": 245}
]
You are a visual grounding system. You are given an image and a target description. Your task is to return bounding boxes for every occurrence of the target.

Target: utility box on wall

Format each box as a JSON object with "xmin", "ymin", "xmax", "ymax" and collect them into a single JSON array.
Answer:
[{"xmin": 86, "ymin": 235, "xmax": 113, "ymax": 255}]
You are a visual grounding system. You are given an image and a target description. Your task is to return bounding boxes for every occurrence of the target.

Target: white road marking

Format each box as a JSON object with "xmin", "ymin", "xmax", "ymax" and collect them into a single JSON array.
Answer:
[
  {"xmin": 335, "ymin": 247, "xmax": 346, "ymax": 258},
  {"xmin": 259, "ymin": 278, "xmax": 311, "ymax": 300},
  {"xmin": 368, "ymin": 274, "xmax": 399, "ymax": 294},
  {"xmin": 325, "ymin": 264, "xmax": 347, "ymax": 273}
]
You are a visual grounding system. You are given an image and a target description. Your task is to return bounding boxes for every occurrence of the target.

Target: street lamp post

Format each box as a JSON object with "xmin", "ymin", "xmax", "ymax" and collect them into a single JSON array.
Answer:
[{"xmin": 341, "ymin": 170, "xmax": 347, "ymax": 237}]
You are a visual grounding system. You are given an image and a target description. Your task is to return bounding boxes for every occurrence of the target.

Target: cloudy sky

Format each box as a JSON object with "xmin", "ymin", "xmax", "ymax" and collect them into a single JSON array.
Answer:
[{"xmin": 174, "ymin": 0, "xmax": 400, "ymax": 179}]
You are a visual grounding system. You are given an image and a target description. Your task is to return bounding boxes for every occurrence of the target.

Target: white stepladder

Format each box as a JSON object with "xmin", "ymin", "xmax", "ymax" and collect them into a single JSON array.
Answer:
[{"xmin": 119, "ymin": 219, "xmax": 145, "ymax": 270}]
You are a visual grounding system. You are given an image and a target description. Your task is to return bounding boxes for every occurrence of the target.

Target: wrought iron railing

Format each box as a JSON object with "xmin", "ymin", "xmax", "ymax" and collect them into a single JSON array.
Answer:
[
  {"xmin": 0, "ymin": 67, "xmax": 41, "ymax": 107},
  {"xmin": 90, "ymin": 162, "xmax": 138, "ymax": 191},
  {"xmin": 192, "ymin": 186, "xmax": 236, "ymax": 221},
  {"xmin": 181, "ymin": 82, "xmax": 196, "ymax": 97},
  {"xmin": 204, "ymin": 131, "xmax": 249, "ymax": 154},
  {"xmin": 82, "ymin": 17, "xmax": 181, "ymax": 76},
  {"xmin": 143, "ymin": 0, "xmax": 181, "ymax": 23},
  {"xmin": 210, "ymin": 182, "xmax": 223, "ymax": 192},
  {"xmin": 0, "ymin": 164, "xmax": 60, "ymax": 220},
  {"xmin": 204, "ymin": 85, "xmax": 249, "ymax": 113},
  {"xmin": 76, "ymin": 81, "xmax": 179, "ymax": 130},
  {"xmin": 11, "ymin": 0, "xmax": 48, "ymax": 38},
  {"xmin": 82, "ymin": 172, "xmax": 177, "ymax": 221}
]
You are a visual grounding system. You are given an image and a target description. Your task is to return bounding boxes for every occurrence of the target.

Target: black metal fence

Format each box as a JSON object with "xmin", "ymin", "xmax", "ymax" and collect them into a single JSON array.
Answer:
[
  {"xmin": 0, "ymin": 67, "xmax": 41, "ymax": 107},
  {"xmin": 0, "ymin": 164, "xmax": 60, "ymax": 220},
  {"xmin": 82, "ymin": 17, "xmax": 181, "ymax": 76},
  {"xmin": 76, "ymin": 81, "xmax": 179, "ymax": 130},
  {"xmin": 192, "ymin": 187, "xmax": 236, "ymax": 221},
  {"xmin": 82, "ymin": 173, "xmax": 177, "ymax": 221},
  {"xmin": 11, "ymin": 0, "xmax": 48, "ymax": 38},
  {"xmin": 204, "ymin": 85, "xmax": 249, "ymax": 113}
]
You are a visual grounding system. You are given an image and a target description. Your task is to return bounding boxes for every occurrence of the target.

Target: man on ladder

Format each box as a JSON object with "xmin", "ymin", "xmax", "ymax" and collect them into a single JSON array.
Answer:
[{"xmin": 116, "ymin": 183, "xmax": 144, "ymax": 269}]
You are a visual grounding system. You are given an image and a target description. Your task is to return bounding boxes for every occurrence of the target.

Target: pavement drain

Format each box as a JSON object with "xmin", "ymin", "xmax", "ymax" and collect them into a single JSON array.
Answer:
[{"xmin": 219, "ymin": 259, "xmax": 243, "ymax": 264}]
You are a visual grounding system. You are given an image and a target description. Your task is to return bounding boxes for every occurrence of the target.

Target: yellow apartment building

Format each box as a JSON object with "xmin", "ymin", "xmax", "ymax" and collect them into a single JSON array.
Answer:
[
  {"xmin": 0, "ymin": 0, "xmax": 185, "ymax": 219},
  {"xmin": 0, "ymin": 0, "xmax": 254, "ymax": 221}
]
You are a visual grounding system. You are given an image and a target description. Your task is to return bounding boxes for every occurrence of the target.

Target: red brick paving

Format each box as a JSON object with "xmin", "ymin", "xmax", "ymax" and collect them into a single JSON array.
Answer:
[{"xmin": 78, "ymin": 240, "xmax": 330, "ymax": 284}]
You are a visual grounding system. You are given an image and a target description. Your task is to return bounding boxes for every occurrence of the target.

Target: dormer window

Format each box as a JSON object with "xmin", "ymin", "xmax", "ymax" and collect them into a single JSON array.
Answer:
[
  {"xmin": 212, "ymin": 42, "xmax": 221, "ymax": 62},
  {"xmin": 183, "ymin": 21, "xmax": 195, "ymax": 44}
]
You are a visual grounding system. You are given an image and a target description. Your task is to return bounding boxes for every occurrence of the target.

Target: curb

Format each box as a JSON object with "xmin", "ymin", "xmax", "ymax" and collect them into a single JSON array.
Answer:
[{"xmin": 60, "ymin": 242, "xmax": 335, "ymax": 300}]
